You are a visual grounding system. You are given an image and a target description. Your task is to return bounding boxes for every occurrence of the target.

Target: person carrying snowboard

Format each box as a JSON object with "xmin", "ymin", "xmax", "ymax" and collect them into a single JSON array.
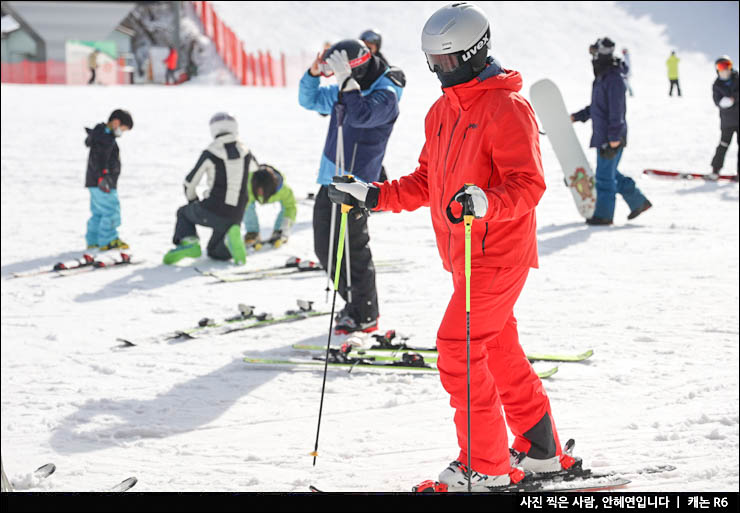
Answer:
[
  {"xmin": 163, "ymin": 112, "xmax": 257, "ymax": 265},
  {"xmin": 84, "ymin": 109, "xmax": 133, "ymax": 250},
  {"xmin": 571, "ymin": 37, "xmax": 652, "ymax": 225},
  {"xmin": 709, "ymin": 56, "xmax": 739, "ymax": 181},
  {"xmin": 328, "ymin": 2, "xmax": 576, "ymax": 491},
  {"xmin": 298, "ymin": 37, "xmax": 403, "ymax": 334},
  {"xmin": 243, "ymin": 164, "xmax": 298, "ymax": 249}
]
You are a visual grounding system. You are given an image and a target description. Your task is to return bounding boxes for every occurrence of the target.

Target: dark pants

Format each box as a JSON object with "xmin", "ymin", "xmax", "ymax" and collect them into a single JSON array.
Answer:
[
  {"xmin": 173, "ymin": 201, "xmax": 235, "ymax": 260},
  {"xmin": 313, "ymin": 186, "xmax": 378, "ymax": 324},
  {"xmin": 711, "ymin": 126, "xmax": 739, "ymax": 174},
  {"xmin": 165, "ymin": 68, "xmax": 177, "ymax": 84},
  {"xmin": 379, "ymin": 165, "xmax": 388, "ymax": 182},
  {"xmin": 669, "ymin": 79, "xmax": 681, "ymax": 96},
  {"xmin": 88, "ymin": 68, "xmax": 96, "ymax": 85}
]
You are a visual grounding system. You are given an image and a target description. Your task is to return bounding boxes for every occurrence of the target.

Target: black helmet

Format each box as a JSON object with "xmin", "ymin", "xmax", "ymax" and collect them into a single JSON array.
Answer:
[
  {"xmin": 320, "ymin": 39, "xmax": 372, "ymax": 81},
  {"xmin": 251, "ymin": 164, "xmax": 279, "ymax": 203},
  {"xmin": 359, "ymin": 29, "xmax": 382, "ymax": 51},
  {"xmin": 589, "ymin": 37, "xmax": 615, "ymax": 58}
]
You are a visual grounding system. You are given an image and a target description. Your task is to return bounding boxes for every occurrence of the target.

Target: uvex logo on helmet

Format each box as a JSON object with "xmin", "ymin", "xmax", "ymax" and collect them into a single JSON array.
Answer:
[{"xmin": 461, "ymin": 34, "xmax": 489, "ymax": 62}]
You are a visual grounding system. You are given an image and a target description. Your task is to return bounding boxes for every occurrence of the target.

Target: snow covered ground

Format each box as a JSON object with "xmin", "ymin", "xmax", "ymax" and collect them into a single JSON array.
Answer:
[{"xmin": 1, "ymin": 1, "xmax": 738, "ymax": 492}]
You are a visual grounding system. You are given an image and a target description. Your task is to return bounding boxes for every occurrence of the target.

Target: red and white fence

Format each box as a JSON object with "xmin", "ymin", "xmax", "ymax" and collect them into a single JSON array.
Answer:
[{"xmin": 192, "ymin": 0, "xmax": 286, "ymax": 87}]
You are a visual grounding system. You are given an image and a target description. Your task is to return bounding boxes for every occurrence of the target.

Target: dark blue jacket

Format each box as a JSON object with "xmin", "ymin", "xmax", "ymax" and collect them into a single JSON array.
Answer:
[
  {"xmin": 572, "ymin": 64, "xmax": 627, "ymax": 148},
  {"xmin": 84, "ymin": 123, "xmax": 121, "ymax": 188},
  {"xmin": 298, "ymin": 70, "xmax": 402, "ymax": 185},
  {"xmin": 713, "ymin": 70, "xmax": 739, "ymax": 129}
]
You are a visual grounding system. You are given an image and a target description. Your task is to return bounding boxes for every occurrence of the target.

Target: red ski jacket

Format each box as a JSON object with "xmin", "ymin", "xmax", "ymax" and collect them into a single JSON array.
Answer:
[
  {"xmin": 374, "ymin": 66, "xmax": 546, "ymax": 272},
  {"xmin": 165, "ymin": 49, "xmax": 178, "ymax": 70}
]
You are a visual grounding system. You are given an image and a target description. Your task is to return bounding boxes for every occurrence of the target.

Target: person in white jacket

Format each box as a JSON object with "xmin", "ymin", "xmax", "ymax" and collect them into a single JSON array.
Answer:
[{"xmin": 621, "ymin": 48, "xmax": 634, "ymax": 97}]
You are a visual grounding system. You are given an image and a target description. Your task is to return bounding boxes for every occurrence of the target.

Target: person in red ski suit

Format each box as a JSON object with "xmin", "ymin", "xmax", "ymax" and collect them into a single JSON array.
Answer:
[
  {"xmin": 328, "ymin": 2, "xmax": 574, "ymax": 491},
  {"xmin": 164, "ymin": 46, "xmax": 178, "ymax": 85}
]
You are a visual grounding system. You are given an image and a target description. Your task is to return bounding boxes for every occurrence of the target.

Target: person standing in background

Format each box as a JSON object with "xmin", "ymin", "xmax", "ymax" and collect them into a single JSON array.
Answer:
[
  {"xmin": 709, "ymin": 56, "xmax": 739, "ymax": 181},
  {"xmin": 164, "ymin": 46, "xmax": 178, "ymax": 85},
  {"xmin": 571, "ymin": 37, "xmax": 652, "ymax": 225},
  {"xmin": 621, "ymin": 48, "xmax": 634, "ymax": 97},
  {"xmin": 88, "ymin": 49, "xmax": 100, "ymax": 85},
  {"xmin": 84, "ymin": 109, "xmax": 133, "ymax": 250},
  {"xmin": 667, "ymin": 50, "xmax": 681, "ymax": 97}
]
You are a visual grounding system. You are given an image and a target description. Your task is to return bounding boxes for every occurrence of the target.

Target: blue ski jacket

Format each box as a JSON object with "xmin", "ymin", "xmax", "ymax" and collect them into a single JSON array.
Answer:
[
  {"xmin": 572, "ymin": 64, "xmax": 628, "ymax": 148},
  {"xmin": 298, "ymin": 69, "xmax": 402, "ymax": 185}
]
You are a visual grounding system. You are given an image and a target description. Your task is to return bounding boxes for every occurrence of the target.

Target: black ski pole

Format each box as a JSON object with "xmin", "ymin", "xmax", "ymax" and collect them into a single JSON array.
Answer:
[{"xmin": 311, "ymin": 178, "xmax": 355, "ymax": 466}]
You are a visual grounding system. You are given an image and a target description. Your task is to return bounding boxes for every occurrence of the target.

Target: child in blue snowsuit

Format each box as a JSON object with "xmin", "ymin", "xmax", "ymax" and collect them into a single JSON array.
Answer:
[{"xmin": 84, "ymin": 109, "xmax": 133, "ymax": 249}]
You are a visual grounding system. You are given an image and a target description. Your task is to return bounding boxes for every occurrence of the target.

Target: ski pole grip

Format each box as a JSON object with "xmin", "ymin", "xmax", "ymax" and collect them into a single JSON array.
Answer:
[
  {"xmin": 446, "ymin": 184, "xmax": 475, "ymax": 224},
  {"xmin": 331, "ymin": 175, "xmax": 356, "ymax": 213}
]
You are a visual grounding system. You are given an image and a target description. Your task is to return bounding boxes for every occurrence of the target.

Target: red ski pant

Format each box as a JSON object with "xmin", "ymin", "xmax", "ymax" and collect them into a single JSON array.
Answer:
[{"xmin": 436, "ymin": 266, "xmax": 561, "ymax": 476}]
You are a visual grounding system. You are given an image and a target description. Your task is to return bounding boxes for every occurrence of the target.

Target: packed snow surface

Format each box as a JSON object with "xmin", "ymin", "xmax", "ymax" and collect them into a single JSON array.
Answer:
[{"xmin": 1, "ymin": 1, "xmax": 738, "ymax": 492}]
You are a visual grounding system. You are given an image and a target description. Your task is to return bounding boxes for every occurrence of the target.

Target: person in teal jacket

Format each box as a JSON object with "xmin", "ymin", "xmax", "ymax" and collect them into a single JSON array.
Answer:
[{"xmin": 243, "ymin": 164, "xmax": 297, "ymax": 248}]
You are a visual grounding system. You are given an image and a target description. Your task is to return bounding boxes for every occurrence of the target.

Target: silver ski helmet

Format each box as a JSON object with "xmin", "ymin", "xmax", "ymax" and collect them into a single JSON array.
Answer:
[
  {"xmin": 209, "ymin": 112, "xmax": 238, "ymax": 138},
  {"xmin": 421, "ymin": 2, "xmax": 491, "ymax": 87}
]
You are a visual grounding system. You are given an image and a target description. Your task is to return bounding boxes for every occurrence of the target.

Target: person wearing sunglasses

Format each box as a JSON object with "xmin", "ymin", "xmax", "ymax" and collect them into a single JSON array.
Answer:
[{"xmin": 709, "ymin": 56, "xmax": 739, "ymax": 181}]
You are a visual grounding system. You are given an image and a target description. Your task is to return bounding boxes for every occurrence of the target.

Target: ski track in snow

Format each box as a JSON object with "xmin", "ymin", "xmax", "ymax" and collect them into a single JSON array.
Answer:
[{"xmin": 1, "ymin": 2, "xmax": 738, "ymax": 492}]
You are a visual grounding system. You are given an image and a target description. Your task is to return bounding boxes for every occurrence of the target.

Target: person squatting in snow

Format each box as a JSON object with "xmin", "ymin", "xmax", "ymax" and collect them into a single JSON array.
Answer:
[
  {"xmin": 571, "ymin": 37, "xmax": 652, "ymax": 225},
  {"xmin": 163, "ymin": 112, "xmax": 258, "ymax": 266},
  {"xmin": 298, "ymin": 37, "xmax": 403, "ymax": 335},
  {"xmin": 242, "ymin": 164, "xmax": 298, "ymax": 249},
  {"xmin": 84, "ymin": 109, "xmax": 133, "ymax": 251},
  {"xmin": 328, "ymin": 2, "xmax": 576, "ymax": 491}
]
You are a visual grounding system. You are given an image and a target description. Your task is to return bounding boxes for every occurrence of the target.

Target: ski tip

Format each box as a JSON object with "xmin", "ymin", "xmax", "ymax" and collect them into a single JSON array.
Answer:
[
  {"xmin": 109, "ymin": 476, "xmax": 137, "ymax": 492},
  {"xmin": 115, "ymin": 338, "xmax": 136, "ymax": 347},
  {"xmin": 309, "ymin": 485, "xmax": 323, "ymax": 493},
  {"xmin": 34, "ymin": 463, "xmax": 56, "ymax": 478}
]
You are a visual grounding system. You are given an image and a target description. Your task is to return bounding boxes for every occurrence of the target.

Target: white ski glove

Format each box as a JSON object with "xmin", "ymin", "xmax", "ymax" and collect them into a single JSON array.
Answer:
[
  {"xmin": 328, "ymin": 181, "xmax": 379, "ymax": 209},
  {"xmin": 326, "ymin": 50, "xmax": 360, "ymax": 92},
  {"xmin": 454, "ymin": 185, "xmax": 489, "ymax": 218},
  {"xmin": 719, "ymin": 96, "xmax": 735, "ymax": 109}
]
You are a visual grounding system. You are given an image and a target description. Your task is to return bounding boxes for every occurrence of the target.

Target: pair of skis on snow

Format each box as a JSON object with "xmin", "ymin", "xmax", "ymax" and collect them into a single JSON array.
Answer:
[
  {"xmin": 10, "ymin": 252, "xmax": 139, "ymax": 279},
  {"xmin": 1, "ymin": 461, "xmax": 136, "ymax": 492},
  {"xmin": 116, "ymin": 299, "xmax": 330, "ymax": 347},
  {"xmin": 195, "ymin": 256, "xmax": 414, "ymax": 283},
  {"xmin": 245, "ymin": 329, "xmax": 592, "ymax": 376}
]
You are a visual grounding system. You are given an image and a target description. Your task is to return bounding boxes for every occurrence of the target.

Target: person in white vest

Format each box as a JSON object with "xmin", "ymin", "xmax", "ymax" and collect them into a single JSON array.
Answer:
[{"xmin": 163, "ymin": 112, "xmax": 258, "ymax": 265}]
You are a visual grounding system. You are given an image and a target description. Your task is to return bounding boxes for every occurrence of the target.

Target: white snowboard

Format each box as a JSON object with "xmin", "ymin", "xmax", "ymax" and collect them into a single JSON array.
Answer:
[{"xmin": 530, "ymin": 78, "xmax": 596, "ymax": 219}]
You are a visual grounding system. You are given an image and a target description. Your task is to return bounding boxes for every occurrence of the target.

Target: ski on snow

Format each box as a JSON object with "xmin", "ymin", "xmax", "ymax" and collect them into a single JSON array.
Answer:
[
  {"xmin": 10, "ymin": 252, "xmax": 140, "ymax": 279},
  {"xmin": 643, "ymin": 169, "xmax": 738, "ymax": 181},
  {"xmin": 53, "ymin": 252, "xmax": 141, "ymax": 277},
  {"xmin": 292, "ymin": 330, "xmax": 593, "ymax": 363},
  {"xmin": 243, "ymin": 348, "xmax": 559, "ymax": 378},
  {"xmin": 1, "ymin": 462, "xmax": 136, "ymax": 492},
  {"xmin": 116, "ymin": 300, "xmax": 329, "ymax": 347}
]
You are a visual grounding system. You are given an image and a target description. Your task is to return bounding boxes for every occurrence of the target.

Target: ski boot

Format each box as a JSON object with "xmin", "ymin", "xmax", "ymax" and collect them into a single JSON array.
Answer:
[
  {"xmin": 163, "ymin": 236, "xmax": 201, "ymax": 265},
  {"xmin": 225, "ymin": 225, "xmax": 246, "ymax": 265},
  {"xmin": 510, "ymin": 438, "xmax": 581, "ymax": 478},
  {"xmin": 100, "ymin": 238, "xmax": 130, "ymax": 250},
  {"xmin": 334, "ymin": 314, "xmax": 378, "ymax": 335},
  {"xmin": 435, "ymin": 460, "xmax": 527, "ymax": 492}
]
